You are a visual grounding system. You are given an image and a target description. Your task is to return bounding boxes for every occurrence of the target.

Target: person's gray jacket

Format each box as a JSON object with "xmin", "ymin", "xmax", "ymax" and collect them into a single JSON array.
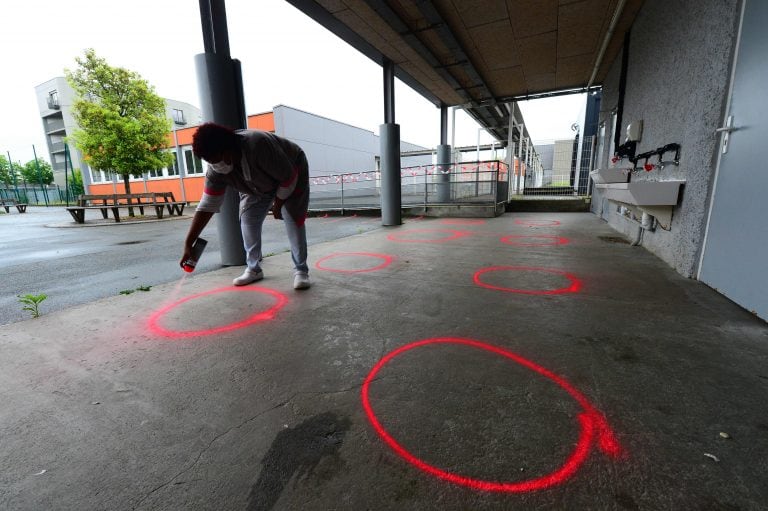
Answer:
[{"xmin": 197, "ymin": 130, "xmax": 310, "ymax": 225}]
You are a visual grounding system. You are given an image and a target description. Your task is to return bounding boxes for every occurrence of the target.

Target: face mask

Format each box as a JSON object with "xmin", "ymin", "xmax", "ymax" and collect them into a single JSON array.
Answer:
[{"xmin": 209, "ymin": 161, "xmax": 233, "ymax": 174}]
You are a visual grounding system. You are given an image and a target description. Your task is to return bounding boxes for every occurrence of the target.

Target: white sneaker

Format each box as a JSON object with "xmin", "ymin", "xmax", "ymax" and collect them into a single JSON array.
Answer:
[
  {"xmin": 293, "ymin": 272, "xmax": 311, "ymax": 290},
  {"xmin": 233, "ymin": 269, "xmax": 264, "ymax": 286}
]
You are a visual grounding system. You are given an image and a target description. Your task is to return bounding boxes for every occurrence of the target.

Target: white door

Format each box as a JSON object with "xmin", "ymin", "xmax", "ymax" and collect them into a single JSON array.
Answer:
[{"xmin": 699, "ymin": 0, "xmax": 768, "ymax": 320}]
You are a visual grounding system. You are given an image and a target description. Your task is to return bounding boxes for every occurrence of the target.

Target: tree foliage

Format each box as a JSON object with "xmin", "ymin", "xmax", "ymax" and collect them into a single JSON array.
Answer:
[
  {"xmin": 69, "ymin": 169, "xmax": 85, "ymax": 197},
  {"xmin": 21, "ymin": 158, "xmax": 54, "ymax": 185},
  {"xmin": 65, "ymin": 49, "xmax": 173, "ymax": 195},
  {"xmin": 0, "ymin": 155, "xmax": 22, "ymax": 186}
]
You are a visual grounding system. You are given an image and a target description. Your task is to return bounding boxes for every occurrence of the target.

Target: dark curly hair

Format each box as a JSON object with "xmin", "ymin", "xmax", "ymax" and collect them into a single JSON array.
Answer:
[{"xmin": 192, "ymin": 122, "xmax": 239, "ymax": 161}]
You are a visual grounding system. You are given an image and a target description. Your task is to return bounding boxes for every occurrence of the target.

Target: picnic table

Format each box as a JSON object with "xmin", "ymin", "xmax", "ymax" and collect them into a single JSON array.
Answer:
[{"xmin": 66, "ymin": 192, "xmax": 188, "ymax": 224}]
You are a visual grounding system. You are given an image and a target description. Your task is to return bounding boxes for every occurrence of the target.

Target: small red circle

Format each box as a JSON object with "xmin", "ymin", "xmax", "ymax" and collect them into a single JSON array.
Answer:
[
  {"xmin": 147, "ymin": 286, "xmax": 288, "ymax": 338},
  {"xmin": 500, "ymin": 235, "xmax": 569, "ymax": 247},
  {"xmin": 361, "ymin": 338, "xmax": 621, "ymax": 493},
  {"xmin": 387, "ymin": 228, "xmax": 470, "ymax": 243},
  {"xmin": 315, "ymin": 252, "xmax": 394, "ymax": 273},
  {"xmin": 514, "ymin": 219, "xmax": 561, "ymax": 227},
  {"xmin": 473, "ymin": 266, "xmax": 581, "ymax": 295}
]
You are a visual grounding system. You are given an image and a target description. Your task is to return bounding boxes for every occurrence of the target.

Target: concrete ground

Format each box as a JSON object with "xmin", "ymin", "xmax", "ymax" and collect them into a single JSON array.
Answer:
[
  {"xmin": 0, "ymin": 207, "xmax": 383, "ymax": 325},
  {"xmin": 1, "ymin": 212, "xmax": 767, "ymax": 510}
]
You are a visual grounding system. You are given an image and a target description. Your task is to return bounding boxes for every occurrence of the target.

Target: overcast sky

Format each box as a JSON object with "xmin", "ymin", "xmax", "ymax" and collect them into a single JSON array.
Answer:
[{"xmin": 1, "ymin": 0, "xmax": 585, "ymax": 165}]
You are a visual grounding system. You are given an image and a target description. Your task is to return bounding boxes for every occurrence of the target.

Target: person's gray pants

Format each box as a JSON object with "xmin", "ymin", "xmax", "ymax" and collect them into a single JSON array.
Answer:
[{"xmin": 240, "ymin": 194, "xmax": 308, "ymax": 275}]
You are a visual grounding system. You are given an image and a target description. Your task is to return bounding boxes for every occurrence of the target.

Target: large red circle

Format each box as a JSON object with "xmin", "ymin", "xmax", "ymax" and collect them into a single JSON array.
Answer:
[
  {"xmin": 147, "ymin": 286, "xmax": 288, "ymax": 338},
  {"xmin": 387, "ymin": 228, "xmax": 470, "ymax": 243},
  {"xmin": 361, "ymin": 337, "xmax": 621, "ymax": 492},
  {"xmin": 473, "ymin": 266, "xmax": 581, "ymax": 295},
  {"xmin": 315, "ymin": 252, "xmax": 394, "ymax": 273},
  {"xmin": 500, "ymin": 234, "xmax": 569, "ymax": 246},
  {"xmin": 514, "ymin": 219, "xmax": 561, "ymax": 227}
]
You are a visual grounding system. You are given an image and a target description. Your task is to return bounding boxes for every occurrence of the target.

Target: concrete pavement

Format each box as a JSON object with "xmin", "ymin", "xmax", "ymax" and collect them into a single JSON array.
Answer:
[
  {"xmin": 0, "ymin": 207, "xmax": 382, "ymax": 325},
  {"xmin": 1, "ymin": 212, "xmax": 767, "ymax": 510}
]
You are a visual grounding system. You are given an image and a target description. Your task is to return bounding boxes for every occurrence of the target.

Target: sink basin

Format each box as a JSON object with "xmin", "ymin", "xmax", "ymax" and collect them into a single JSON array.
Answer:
[
  {"xmin": 590, "ymin": 168, "xmax": 629, "ymax": 184},
  {"xmin": 595, "ymin": 180, "xmax": 685, "ymax": 206}
]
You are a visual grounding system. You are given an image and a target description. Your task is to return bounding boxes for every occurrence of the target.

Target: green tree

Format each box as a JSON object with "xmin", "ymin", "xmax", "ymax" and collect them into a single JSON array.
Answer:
[
  {"xmin": 0, "ymin": 155, "xmax": 22, "ymax": 187},
  {"xmin": 22, "ymin": 158, "xmax": 54, "ymax": 185},
  {"xmin": 69, "ymin": 169, "xmax": 85, "ymax": 198},
  {"xmin": 65, "ymin": 49, "xmax": 173, "ymax": 214},
  {"xmin": 0, "ymin": 155, "xmax": 11, "ymax": 186}
]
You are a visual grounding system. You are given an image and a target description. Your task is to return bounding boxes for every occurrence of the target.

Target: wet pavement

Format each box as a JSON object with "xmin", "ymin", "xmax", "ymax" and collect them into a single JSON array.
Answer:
[{"xmin": 0, "ymin": 207, "xmax": 382, "ymax": 325}]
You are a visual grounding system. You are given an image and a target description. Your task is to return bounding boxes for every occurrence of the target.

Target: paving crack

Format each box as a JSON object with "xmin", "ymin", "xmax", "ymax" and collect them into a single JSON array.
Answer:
[{"xmin": 131, "ymin": 395, "xmax": 296, "ymax": 510}]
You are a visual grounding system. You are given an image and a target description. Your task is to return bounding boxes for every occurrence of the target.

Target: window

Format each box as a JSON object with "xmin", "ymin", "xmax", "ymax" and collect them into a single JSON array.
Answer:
[
  {"xmin": 47, "ymin": 90, "xmax": 59, "ymax": 109},
  {"xmin": 596, "ymin": 122, "xmax": 606, "ymax": 168},
  {"xmin": 184, "ymin": 148, "xmax": 204, "ymax": 175},
  {"xmin": 172, "ymin": 108, "xmax": 186, "ymax": 125},
  {"xmin": 168, "ymin": 152, "xmax": 179, "ymax": 176},
  {"xmin": 89, "ymin": 166, "xmax": 104, "ymax": 183}
]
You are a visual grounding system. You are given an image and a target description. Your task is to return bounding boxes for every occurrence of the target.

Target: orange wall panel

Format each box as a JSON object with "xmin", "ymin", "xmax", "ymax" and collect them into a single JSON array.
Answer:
[
  {"xmin": 87, "ymin": 176, "xmax": 206, "ymax": 202},
  {"xmin": 247, "ymin": 112, "xmax": 274, "ymax": 132}
]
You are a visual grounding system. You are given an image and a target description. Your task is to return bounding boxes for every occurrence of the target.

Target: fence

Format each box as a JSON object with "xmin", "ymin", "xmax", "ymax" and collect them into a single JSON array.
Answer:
[
  {"xmin": 308, "ymin": 160, "xmax": 508, "ymax": 211},
  {"xmin": 509, "ymin": 135, "xmax": 595, "ymax": 198},
  {"xmin": 1, "ymin": 184, "xmax": 78, "ymax": 206}
]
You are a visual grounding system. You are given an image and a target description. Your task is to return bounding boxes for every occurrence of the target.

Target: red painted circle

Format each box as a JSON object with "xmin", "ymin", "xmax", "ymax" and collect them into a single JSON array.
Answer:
[
  {"xmin": 147, "ymin": 286, "xmax": 288, "ymax": 338},
  {"xmin": 315, "ymin": 252, "xmax": 394, "ymax": 273},
  {"xmin": 514, "ymin": 219, "xmax": 561, "ymax": 227},
  {"xmin": 439, "ymin": 218, "xmax": 486, "ymax": 226},
  {"xmin": 387, "ymin": 228, "xmax": 470, "ymax": 243},
  {"xmin": 473, "ymin": 266, "xmax": 581, "ymax": 295},
  {"xmin": 361, "ymin": 337, "xmax": 621, "ymax": 492},
  {"xmin": 500, "ymin": 234, "xmax": 569, "ymax": 247}
]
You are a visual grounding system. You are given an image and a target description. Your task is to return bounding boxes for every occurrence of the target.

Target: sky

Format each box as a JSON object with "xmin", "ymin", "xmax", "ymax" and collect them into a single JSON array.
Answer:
[{"xmin": 0, "ymin": 0, "xmax": 586, "ymax": 165}]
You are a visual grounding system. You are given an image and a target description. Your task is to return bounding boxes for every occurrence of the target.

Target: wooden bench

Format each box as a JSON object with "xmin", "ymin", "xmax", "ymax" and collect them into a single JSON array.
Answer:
[
  {"xmin": 1, "ymin": 198, "xmax": 28, "ymax": 213},
  {"xmin": 113, "ymin": 193, "xmax": 166, "ymax": 219},
  {"xmin": 66, "ymin": 194, "xmax": 122, "ymax": 223},
  {"xmin": 66, "ymin": 192, "xmax": 188, "ymax": 223},
  {"xmin": 155, "ymin": 192, "xmax": 189, "ymax": 216}
]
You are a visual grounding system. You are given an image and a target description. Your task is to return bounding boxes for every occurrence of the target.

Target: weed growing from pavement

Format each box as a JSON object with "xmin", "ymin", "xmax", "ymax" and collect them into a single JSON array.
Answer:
[{"xmin": 18, "ymin": 293, "xmax": 47, "ymax": 318}]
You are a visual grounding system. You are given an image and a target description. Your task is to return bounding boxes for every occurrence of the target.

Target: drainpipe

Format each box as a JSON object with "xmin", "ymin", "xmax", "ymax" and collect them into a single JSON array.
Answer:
[{"xmin": 587, "ymin": 0, "xmax": 628, "ymax": 88}]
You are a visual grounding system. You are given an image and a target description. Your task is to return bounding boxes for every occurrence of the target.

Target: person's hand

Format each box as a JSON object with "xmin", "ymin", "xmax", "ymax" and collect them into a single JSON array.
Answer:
[
  {"xmin": 272, "ymin": 198, "xmax": 284, "ymax": 220},
  {"xmin": 179, "ymin": 243, "xmax": 193, "ymax": 269}
]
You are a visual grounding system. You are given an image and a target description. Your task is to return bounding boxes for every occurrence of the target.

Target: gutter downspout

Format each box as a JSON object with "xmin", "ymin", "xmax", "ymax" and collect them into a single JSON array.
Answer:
[{"xmin": 587, "ymin": 0, "xmax": 628, "ymax": 88}]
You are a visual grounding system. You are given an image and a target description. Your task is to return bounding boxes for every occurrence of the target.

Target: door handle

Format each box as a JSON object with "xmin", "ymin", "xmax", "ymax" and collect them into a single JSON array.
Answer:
[{"xmin": 716, "ymin": 115, "xmax": 738, "ymax": 154}]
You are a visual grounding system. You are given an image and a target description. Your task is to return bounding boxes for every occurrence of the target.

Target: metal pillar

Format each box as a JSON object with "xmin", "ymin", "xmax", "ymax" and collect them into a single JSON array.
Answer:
[
  {"xmin": 195, "ymin": 0, "xmax": 247, "ymax": 265},
  {"xmin": 380, "ymin": 59, "xmax": 401, "ymax": 225},
  {"xmin": 436, "ymin": 103, "xmax": 451, "ymax": 203}
]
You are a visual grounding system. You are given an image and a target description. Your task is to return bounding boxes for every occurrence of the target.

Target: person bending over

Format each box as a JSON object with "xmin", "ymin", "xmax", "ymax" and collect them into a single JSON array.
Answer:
[{"xmin": 180, "ymin": 122, "xmax": 311, "ymax": 290}]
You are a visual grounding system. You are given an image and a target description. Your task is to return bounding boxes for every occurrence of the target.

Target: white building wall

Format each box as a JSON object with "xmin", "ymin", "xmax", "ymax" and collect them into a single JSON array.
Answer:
[{"xmin": 272, "ymin": 105, "xmax": 431, "ymax": 176}]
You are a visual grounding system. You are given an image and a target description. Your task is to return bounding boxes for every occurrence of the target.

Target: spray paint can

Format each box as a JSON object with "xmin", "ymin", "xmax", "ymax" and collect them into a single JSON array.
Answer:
[{"xmin": 183, "ymin": 237, "xmax": 208, "ymax": 273}]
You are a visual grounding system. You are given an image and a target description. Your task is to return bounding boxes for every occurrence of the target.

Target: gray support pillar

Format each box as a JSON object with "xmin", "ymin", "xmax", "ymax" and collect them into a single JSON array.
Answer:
[
  {"xmin": 436, "ymin": 144, "xmax": 451, "ymax": 203},
  {"xmin": 383, "ymin": 59, "xmax": 395, "ymax": 124},
  {"xmin": 436, "ymin": 103, "xmax": 451, "ymax": 202},
  {"xmin": 380, "ymin": 59, "xmax": 401, "ymax": 225},
  {"xmin": 195, "ymin": 0, "xmax": 247, "ymax": 266},
  {"xmin": 380, "ymin": 123, "xmax": 401, "ymax": 225}
]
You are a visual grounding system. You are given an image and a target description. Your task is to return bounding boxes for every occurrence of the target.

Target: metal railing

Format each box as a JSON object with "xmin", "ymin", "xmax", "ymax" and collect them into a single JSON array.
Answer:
[
  {"xmin": 509, "ymin": 135, "xmax": 595, "ymax": 198},
  {"xmin": 308, "ymin": 161, "xmax": 508, "ymax": 211}
]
